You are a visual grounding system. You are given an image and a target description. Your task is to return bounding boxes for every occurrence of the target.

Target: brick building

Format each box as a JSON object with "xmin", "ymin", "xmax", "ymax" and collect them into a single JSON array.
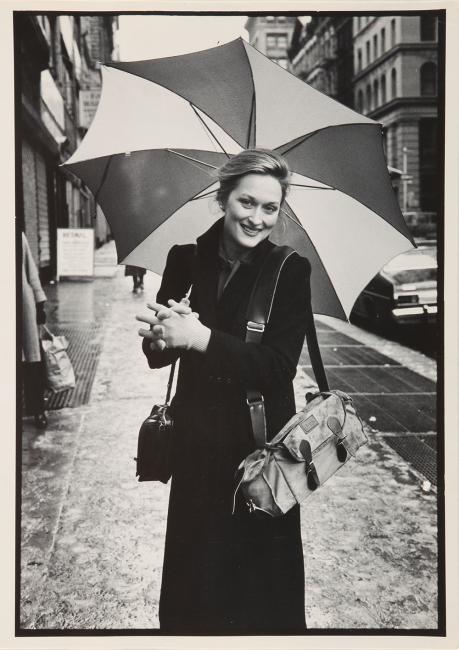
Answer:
[
  {"xmin": 244, "ymin": 16, "xmax": 297, "ymax": 70},
  {"xmin": 16, "ymin": 14, "xmax": 117, "ymax": 279}
]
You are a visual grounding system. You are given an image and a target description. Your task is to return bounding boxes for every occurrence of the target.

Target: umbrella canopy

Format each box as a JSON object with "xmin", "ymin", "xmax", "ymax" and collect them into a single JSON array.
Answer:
[{"xmin": 64, "ymin": 37, "xmax": 414, "ymax": 320}]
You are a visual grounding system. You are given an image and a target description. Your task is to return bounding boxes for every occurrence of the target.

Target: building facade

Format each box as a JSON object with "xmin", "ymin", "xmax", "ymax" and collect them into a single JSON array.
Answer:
[
  {"xmin": 16, "ymin": 14, "xmax": 118, "ymax": 279},
  {"xmin": 286, "ymin": 13, "xmax": 439, "ymax": 238},
  {"xmin": 353, "ymin": 14, "xmax": 438, "ymax": 235},
  {"xmin": 290, "ymin": 16, "xmax": 338, "ymax": 98},
  {"xmin": 245, "ymin": 16, "xmax": 297, "ymax": 70}
]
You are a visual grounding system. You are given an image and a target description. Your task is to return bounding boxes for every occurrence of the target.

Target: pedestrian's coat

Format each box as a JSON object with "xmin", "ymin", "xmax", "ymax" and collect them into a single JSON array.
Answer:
[
  {"xmin": 142, "ymin": 218, "xmax": 325, "ymax": 634},
  {"xmin": 22, "ymin": 232, "xmax": 46, "ymax": 363}
]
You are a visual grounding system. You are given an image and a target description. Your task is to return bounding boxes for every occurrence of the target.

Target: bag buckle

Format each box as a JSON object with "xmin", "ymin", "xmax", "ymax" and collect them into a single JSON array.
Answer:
[
  {"xmin": 246, "ymin": 394, "xmax": 264, "ymax": 407},
  {"xmin": 246, "ymin": 321, "xmax": 265, "ymax": 334}
]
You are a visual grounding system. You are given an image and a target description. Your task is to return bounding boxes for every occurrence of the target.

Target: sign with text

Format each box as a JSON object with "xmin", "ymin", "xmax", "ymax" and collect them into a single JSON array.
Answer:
[
  {"xmin": 79, "ymin": 88, "xmax": 101, "ymax": 129},
  {"xmin": 57, "ymin": 228, "xmax": 94, "ymax": 279}
]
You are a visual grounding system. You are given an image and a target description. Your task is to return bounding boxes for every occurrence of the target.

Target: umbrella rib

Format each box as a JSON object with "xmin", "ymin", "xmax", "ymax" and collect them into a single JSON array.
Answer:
[
  {"xmin": 280, "ymin": 207, "xmax": 307, "ymax": 232},
  {"xmin": 189, "ymin": 104, "xmax": 230, "ymax": 157},
  {"xmin": 247, "ymin": 96, "xmax": 255, "ymax": 149},
  {"xmin": 189, "ymin": 188, "xmax": 218, "ymax": 201},
  {"xmin": 165, "ymin": 149, "xmax": 218, "ymax": 171},
  {"xmin": 290, "ymin": 183, "xmax": 336, "ymax": 189},
  {"xmin": 94, "ymin": 154, "xmax": 114, "ymax": 203}
]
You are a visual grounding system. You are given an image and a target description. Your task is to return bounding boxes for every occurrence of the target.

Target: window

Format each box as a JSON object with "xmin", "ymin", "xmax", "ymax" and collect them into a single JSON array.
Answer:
[
  {"xmin": 266, "ymin": 33, "xmax": 288, "ymax": 50},
  {"xmin": 381, "ymin": 27, "xmax": 386, "ymax": 52},
  {"xmin": 357, "ymin": 89, "xmax": 364, "ymax": 113},
  {"xmin": 419, "ymin": 118, "xmax": 438, "ymax": 211},
  {"xmin": 266, "ymin": 16, "xmax": 275, "ymax": 22},
  {"xmin": 420, "ymin": 62, "xmax": 437, "ymax": 95},
  {"xmin": 366, "ymin": 84, "xmax": 372, "ymax": 112},
  {"xmin": 381, "ymin": 73, "xmax": 387, "ymax": 103},
  {"xmin": 356, "ymin": 16, "xmax": 361, "ymax": 31},
  {"xmin": 373, "ymin": 79, "xmax": 379, "ymax": 107},
  {"xmin": 373, "ymin": 34, "xmax": 378, "ymax": 59},
  {"xmin": 357, "ymin": 48, "xmax": 362, "ymax": 71},
  {"xmin": 420, "ymin": 15, "xmax": 437, "ymax": 41},
  {"xmin": 391, "ymin": 67, "xmax": 397, "ymax": 99},
  {"xmin": 366, "ymin": 40, "xmax": 371, "ymax": 64},
  {"xmin": 391, "ymin": 19, "xmax": 396, "ymax": 47}
]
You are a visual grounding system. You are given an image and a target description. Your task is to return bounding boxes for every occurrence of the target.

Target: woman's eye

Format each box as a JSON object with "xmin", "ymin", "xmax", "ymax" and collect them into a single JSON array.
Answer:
[
  {"xmin": 239, "ymin": 198, "xmax": 252, "ymax": 207},
  {"xmin": 264, "ymin": 205, "xmax": 277, "ymax": 213}
]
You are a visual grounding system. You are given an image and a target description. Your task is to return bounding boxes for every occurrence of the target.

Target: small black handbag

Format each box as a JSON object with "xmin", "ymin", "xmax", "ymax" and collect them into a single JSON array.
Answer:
[
  {"xmin": 135, "ymin": 249, "xmax": 196, "ymax": 484},
  {"xmin": 135, "ymin": 359, "xmax": 177, "ymax": 483}
]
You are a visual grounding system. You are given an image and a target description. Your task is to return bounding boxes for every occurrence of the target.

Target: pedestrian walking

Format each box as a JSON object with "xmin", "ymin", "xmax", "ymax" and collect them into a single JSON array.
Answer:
[
  {"xmin": 125, "ymin": 265, "xmax": 146, "ymax": 293},
  {"xmin": 137, "ymin": 149, "xmax": 327, "ymax": 634},
  {"xmin": 21, "ymin": 231, "xmax": 47, "ymax": 429}
]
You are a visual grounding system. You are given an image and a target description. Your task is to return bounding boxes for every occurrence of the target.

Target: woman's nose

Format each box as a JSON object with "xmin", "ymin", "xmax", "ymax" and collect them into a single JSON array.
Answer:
[{"xmin": 247, "ymin": 207, "xmax": 263, "ymax": 224}]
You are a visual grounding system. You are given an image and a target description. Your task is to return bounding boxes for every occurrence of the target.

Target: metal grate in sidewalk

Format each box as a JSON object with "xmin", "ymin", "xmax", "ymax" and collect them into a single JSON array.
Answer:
[
  {"xmin": 45, "ymin": 323, "xmax": 103, "ymax": 409},
  {"xmin": 383, "ymin": 434, "xmax": 437, "ymax": 486}
]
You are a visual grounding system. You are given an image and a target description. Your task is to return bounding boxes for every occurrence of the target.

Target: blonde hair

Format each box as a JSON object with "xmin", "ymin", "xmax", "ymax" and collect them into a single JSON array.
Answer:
[{"xmin": 216, "ymin": 149, "xmax": 290, "ymax": 209}]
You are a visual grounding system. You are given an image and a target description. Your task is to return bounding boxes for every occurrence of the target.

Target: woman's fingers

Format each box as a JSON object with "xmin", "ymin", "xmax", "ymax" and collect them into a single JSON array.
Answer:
[
  {"xmin": 136, "ymin": 313, "xmax": 160, "ymax": 327},
  {"xmin": 152, "ymin": 324, "xmax": 164, "ymax": 337},
  {"xmin": 138, "ymin": 327, "xmax": 153, "ymax": 339},
  {"xmin": 167, "ymin": 299, "xmax": 192, "ymax": 315},
  {"xmin": 151, "ymin": 339, "xmax": 167, "ymax": 351}
]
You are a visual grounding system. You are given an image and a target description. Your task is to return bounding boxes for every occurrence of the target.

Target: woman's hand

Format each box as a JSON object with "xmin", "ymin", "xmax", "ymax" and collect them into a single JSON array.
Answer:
[{"xmin": 137, "ymin": 299, "xmax": 210, "ymax": 352}]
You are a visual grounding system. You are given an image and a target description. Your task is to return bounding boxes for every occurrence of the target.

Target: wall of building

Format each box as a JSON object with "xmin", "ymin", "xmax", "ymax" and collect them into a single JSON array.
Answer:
[{"xmin": 17, "ymin": 13, "xmax": 117, "ymax": 278}]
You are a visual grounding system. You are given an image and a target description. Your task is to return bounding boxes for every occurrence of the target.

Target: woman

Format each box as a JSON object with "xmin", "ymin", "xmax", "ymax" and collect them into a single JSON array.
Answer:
[
  {"xmin": 137, "ymin": 149, "xmax": 326, "ymax": 634},
  {"xmin": 22, "ymin": 231, "xmax": 48, "ymax": 429}
]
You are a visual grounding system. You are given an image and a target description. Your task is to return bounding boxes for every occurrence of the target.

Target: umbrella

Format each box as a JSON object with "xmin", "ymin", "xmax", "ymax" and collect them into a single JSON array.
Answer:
[{"xmin": 63, "ymin": 37, "xmax": 414, "ymax": 320}]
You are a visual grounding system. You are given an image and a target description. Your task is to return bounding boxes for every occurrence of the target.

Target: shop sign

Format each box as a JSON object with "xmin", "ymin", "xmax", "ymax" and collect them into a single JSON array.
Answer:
[{"xmin": 57, "ymin": 228, "xmax": 94, "ymax": 279}]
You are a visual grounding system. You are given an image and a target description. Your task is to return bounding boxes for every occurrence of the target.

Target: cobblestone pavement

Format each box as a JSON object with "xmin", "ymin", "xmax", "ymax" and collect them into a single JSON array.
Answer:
[{"xmin": 20, "ymin": 242, "xmax": 439, "ymax": 631}]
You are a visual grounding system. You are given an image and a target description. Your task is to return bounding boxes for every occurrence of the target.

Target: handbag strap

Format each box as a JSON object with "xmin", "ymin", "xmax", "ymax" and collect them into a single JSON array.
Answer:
[
  {"xmin": 164, "ymin": 245, "xmax": 197, "ymax": 405},
  {"xmin": 245, "ymin": 247, "xmax": 329, "ymax": 448}
]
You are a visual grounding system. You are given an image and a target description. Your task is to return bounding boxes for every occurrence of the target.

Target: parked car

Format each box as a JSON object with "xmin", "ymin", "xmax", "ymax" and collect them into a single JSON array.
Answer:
[{"xmin": 351, "ymin": 244, "xmax": 437, "ymax": 326}]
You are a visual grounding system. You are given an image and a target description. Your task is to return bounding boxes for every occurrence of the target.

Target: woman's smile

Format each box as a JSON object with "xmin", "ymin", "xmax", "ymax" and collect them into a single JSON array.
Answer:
[{"xmin": 240, "ymin": 222, "xmax": 264, "ymax": 237}]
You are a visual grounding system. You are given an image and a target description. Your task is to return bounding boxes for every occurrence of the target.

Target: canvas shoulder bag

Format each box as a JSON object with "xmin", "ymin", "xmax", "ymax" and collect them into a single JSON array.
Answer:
[{"xmin": 234, "ymin": 246, "xmax": 368, "ymax": 516}]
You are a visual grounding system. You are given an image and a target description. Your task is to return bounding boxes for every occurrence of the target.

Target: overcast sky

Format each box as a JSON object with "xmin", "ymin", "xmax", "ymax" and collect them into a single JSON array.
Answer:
[{"xmin": 117, "ymin": 15, "xmax": 249, "ymax": 61}]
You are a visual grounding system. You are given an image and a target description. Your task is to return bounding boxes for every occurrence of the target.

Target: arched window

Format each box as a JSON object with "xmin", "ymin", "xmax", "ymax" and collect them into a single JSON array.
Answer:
[
  {"xmin": 391, "ymin": 18, "xmax": 396, "ymax": 47},
  {"xmin": 373, "ymin": 79, "xmax": 379, "ymax": 107},
  {"xmin": 373, "ymin": 34, "xmax": 378, "ymax": 59},
  {"xmin": 420, "ymin": 15, "xmax": 437, "ymax": 41},
  {"xmin": 381, "ymin": 27, "xmax": 386, "ymax": 52},
  {"xmin": 391, "ymin": 68, "xmax": 397, "ymax": 99},
  {"xmin": 366, "ymin": 84, "xmax": 372, "ymax": 112},
  {"xmin": 420, "ymin": 62, "xmax": 437, "ymax": 95},
  {"xmin": 357, "ymin": 89, "xmax": 364, "ymax": 113},
  {"xmin": 357, "ymin": 48, "xmax": 362, "ymax": 71},
  {"xmin": 381, "ymin": 73, "xmax": 387, "ymax": 103}
]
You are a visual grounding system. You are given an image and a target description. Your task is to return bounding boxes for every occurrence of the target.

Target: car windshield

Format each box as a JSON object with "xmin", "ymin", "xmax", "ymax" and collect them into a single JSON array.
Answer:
[{"xmin": 390, "ymin": 268, "xmax": 437, "ymax": 284}]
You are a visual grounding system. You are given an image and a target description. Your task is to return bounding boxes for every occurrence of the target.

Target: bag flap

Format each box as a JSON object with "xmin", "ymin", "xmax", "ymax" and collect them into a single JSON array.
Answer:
[{"xmin": 281, "ymin": 394, "xmax": 346, "ymax": 461}]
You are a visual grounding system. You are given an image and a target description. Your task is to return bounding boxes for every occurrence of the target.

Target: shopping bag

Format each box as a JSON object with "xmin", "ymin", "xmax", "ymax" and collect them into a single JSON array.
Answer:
[{"xmin": 40, "ymin": 325, "xmax": 76, "ymax": 392}]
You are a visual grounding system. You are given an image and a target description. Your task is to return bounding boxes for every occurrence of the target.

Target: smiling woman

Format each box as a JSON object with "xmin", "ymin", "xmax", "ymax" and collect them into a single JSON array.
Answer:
[{"xmin": 136, "ymin": 148, "xmax": 326, "ymax": 634}]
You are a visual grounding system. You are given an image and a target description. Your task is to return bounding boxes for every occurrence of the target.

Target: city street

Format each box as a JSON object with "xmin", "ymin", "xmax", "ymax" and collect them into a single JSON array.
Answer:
[{"xmin": 20, "ymin": 241, "xmax": 439, "ymax": 632}]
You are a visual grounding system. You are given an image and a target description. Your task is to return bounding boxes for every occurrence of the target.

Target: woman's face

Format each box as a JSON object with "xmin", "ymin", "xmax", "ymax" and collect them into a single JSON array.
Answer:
[{"xmin": 222, "ymin": 173, "xmax": 282, "ymax": 258}]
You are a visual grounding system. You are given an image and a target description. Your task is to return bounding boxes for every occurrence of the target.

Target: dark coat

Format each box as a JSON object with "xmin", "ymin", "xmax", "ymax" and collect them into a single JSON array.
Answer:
[{"xmin": 142, "ymin": 218, "xmax": 325, "ymax": 634}]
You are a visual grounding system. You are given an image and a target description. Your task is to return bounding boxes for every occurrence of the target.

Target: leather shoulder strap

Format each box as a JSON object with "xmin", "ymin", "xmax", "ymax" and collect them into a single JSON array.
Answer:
[
  {"xmin": 245, "ymin": 245, "xmax": 295, "ymax": 343},
  {"xmin": 244, "ymin": 246, "xmax": 329, "ymax": 448},
  {"xmin": 245, "ymin": 246, "xmax": 295, "ymax": 449}
]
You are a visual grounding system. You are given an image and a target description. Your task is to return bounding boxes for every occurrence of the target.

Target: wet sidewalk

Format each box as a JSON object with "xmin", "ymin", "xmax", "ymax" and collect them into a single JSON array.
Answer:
[{"xmin": 20, "ymin": 241, "xmax": 439, "ymax": 631}]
